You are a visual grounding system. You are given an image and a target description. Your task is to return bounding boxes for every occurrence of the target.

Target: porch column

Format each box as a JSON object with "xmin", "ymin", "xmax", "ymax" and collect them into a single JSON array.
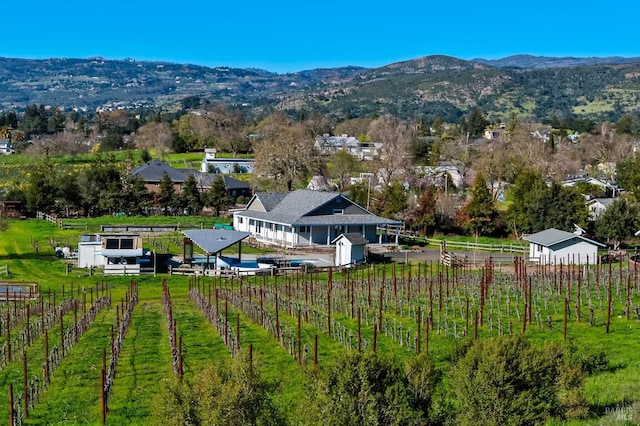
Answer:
[
  {"xmin": 309, "ymin": 226, "xmax": 313, "ymax": 246},
  {"xmin": 327, "ymin": 225, "xmax": 331, "ymax": 245},
  {"xmin": 395, "ymin": 226, "xmax": 399, "ymax": 244}
]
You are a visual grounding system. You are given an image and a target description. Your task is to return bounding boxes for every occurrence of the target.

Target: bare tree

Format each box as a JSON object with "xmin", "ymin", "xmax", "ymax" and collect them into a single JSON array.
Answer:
[
  {"xmin": 253, "ymin": 112, "xmax": 320, "ymax": 191},
  {"xmin": 133, "ymin": 122, "xmax": 174, "ymax": 159},
  {"xmin": 204, "ymin": 105, "xmax": 249, "ymax": 157},
  {"xmin": 367, "ymin": 115, "xmax": 414, "ymax": 185}
]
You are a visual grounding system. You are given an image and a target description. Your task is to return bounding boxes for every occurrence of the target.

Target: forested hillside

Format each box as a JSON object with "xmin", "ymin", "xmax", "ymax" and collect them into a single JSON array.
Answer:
[{"xmin": 1, "ymin": 55, "xmax": 639, "ymax": 123}]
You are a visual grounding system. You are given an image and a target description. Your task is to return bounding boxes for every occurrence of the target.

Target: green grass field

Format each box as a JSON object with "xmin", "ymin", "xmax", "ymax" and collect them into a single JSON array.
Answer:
[{"xmin": 2, "ymin": 219, "xmax": 640, "ymax": 424}]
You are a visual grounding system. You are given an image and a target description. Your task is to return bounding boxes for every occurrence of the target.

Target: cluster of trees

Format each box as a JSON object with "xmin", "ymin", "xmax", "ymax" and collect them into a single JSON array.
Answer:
[
  {"xmin": 153, "ymin": 336, "xmax": 607, "ymax": 425},
  {"xmin": 5, "ymin": 99, "xmax": 640, "ymax": 247},
  {"xmin": 13, "ymin": 153, "xmax": 233, "ymax": 217}
]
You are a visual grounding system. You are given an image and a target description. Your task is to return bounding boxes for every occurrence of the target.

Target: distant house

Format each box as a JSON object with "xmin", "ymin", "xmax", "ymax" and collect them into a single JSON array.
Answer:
[
  {"xmin": 414, "ymin": 164, "xmax": 464, "ymax": 189},
  {"xmin": 314, "ymin": 134, "xmax": 381, "ymax": 161},
  {"xmin": 523, "ymin": 228, "xmax": 605, "ymax": 265},
  {"xmin": 130, "ymin": 160, "xmax": 251, "ymax": 200},
  {"xmin": 585, "ymin": 198, "xmax": 615, "ymax": 220},
  {"xmin": 78, "ymin": 233, "xmax": 149, "ymax": 274},
  {"xmin": 0, "ymin": 139, "xmax": 15, "ymax": 155},
  {"xmin": 562, "ymin": 176, "xmax": 619, "ymax": 197},
  {"xmin": 200, "ymin": 149, "xmax": 255, "ymax": 174},
  {"xmin": 233, "ymin": 189, "xmax": 402, "ymax": 248},
  {"xmin": 131, "ymin": 160, "xmax": 199, "ymax": 193},
  {"xmin": 483, "ymin": 128, "xmax": 505, "ymax": 140},
  {"xmin": 333, "ymin": 233, "xmax": 368, "ymax": 267}
]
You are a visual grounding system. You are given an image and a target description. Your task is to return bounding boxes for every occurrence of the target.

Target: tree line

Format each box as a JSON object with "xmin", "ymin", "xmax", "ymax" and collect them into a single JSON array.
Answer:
[{"xmin": 9, "ymin": 153, "xmax": 233, "ymax": 218}]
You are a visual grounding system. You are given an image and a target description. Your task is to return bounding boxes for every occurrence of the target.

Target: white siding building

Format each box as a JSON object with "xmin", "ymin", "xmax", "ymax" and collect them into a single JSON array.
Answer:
[
  {"xmin": 233, "ymin": 190, "xmax": 401, "ymax": 248},
  {"xmin": 524, "ymin": 228, "xmax": 605, "ymax": 265},
  {"xmin": 333, "ymin": 233, "xmax": 369, "ymax": 267}
]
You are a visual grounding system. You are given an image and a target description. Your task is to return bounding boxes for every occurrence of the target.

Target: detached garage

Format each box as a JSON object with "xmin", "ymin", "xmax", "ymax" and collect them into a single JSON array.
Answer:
[{"xmin": 524, "ymin": 228, "xmax": 605, "ymax": 265}]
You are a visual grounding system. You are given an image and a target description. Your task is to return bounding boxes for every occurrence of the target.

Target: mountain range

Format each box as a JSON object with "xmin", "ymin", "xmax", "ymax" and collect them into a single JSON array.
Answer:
[{"xmin": 1, "ymin": 54, "xmax": 639, "ymax": 122}]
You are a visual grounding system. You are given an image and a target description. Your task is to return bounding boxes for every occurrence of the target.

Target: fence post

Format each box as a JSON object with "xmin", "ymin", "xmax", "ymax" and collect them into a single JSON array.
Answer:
[{"xmin": 9, "ymin": 383, "xmax": 14, "ymax": 426}]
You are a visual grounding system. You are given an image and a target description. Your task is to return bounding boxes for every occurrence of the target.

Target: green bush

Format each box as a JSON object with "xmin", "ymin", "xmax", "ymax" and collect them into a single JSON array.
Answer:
[
  {"xmin": 306, "ymin": 351, "xmax": 423, "ymax": 425},
  {"xmin": 451, "ymin": 335, "xmax": 588, "ymax": 426}
]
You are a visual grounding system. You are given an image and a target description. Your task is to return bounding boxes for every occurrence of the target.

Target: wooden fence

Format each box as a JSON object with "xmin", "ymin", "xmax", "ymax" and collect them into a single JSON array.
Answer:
[{"xmin": 400, "ymin": 233, "xmax": 528, "ymax": 255}]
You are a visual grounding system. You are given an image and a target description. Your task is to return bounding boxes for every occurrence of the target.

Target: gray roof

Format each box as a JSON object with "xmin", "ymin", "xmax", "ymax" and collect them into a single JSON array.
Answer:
[
  {"xmin": 252, "ymin": 192, "xmax": 289, "ymax": 211},
  {"xmin": 223, "ymin": 175, "xmax": 250, "ymax": 190},
  {"xmin": 587, "ymin": 198, "xmax": 615, "ymax": 207},
  {"xmin": 196, "ymin": 174, "xmax": 251, "ymax": 190},
  {"xmin": 130, "ymin": 160, "xmax": 193, "ymax": 183},
  {"xmin": 237, "ymin": 189, "xmax": 401, "ymax": 226},
  {"xmin": 182, "ymin": 229, "xmax": 251, "ymax": 254},
  {"xmin": 334, "ymin": 233, "xmax": 369, "ymax": 245},
  {"xmin": 523, "ymin": 228, "xmax": 605, "ymax": 248}
]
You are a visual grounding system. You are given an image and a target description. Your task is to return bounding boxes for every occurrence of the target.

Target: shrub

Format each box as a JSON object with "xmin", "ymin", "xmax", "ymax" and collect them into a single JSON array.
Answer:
[
  {"xmin": 451, "ymin": 335, "xmax": 588, "ymax": 425},
  {"xmin": 306, "ymin": 351, "xmax": 422, "ymax": 425}
]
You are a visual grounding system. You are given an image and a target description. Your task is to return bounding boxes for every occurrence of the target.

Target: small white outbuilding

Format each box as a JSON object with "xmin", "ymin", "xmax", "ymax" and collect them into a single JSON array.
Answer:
[
  {"xmin": 523, "ymin": 228, "xmax": 605, "ymax": 265},
  {"xmin": 333, "ymin": 233, "xmax": 369, "ymax": 267}
]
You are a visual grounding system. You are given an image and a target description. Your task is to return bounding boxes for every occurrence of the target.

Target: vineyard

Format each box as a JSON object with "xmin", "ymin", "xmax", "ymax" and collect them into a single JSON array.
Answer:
[
  {"xmin": 0, "ymin": 259, "xmax": 639, "ymax": 423},
  {"xmin": 1, "ymin": 220, "xmax": 640, "ymax": 424}
]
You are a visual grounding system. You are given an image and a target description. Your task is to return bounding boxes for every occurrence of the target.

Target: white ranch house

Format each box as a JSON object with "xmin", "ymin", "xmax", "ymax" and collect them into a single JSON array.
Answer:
[
  {"xmin": 524, "ymin": 228, "xmax": 605, "ymax": 265},
  {"xmin": 233, "ymin": 190, "xmax": 401, "ymax": 248}
]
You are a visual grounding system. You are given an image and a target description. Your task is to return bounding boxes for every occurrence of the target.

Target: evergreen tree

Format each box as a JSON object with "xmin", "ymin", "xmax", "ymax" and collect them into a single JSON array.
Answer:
[
  {"xmin": 616, "ymin": 154, "xmax": 640, "ymax": 199},
  {"xmin": 405, "ymin": 185, "xmax": 437, "ymax": 236},
  {"xmin": 25, "ymin": 157, "xmax": 58, "ymax": 215},
  {"xmin": 78, "ymin": 153, "xmax": 121, "ymax": 217},
  {"xmin": 374, "ymin": 181, "xmax": 408, "ymax": 219},
  {"xmin": 156, "ymin": 173, "xmax": 176, "ymax": 215},
  {"xmin": 506, "ymin": 168, "xmax": 547, "ymax": 235},
  {"xmin": 457, "ymin": 173, "xmax": 498, "ymax": 237},
  {"xmin": 595, "ymin": 197, "xmax": 640, "ymax": 250},
  {"xmin": 205, "ymin": 174, "xmax": 232, "ymax": 217},
  {"xmin": 463, "ymin": 108, "xmax": 488, "ymax": 138},
  {"xmin": 345, "ymin": 180, "xmax": 370, "ymax": 210},
  {"xmin": 179, "ymin": 174, "xmax": 202, "ymax": 215}
]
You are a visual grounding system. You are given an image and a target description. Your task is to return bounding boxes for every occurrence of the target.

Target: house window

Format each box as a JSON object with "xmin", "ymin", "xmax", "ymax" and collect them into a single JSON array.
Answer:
[
  {"xmin": 249, "ymin": 219, "xmax": 255, "ymax": 226},
  {"xmin": 299, "ymin": 226, "xmax": 310, "ymax": 233},
  {"xmin": 238, "ymin": 217, "xmax": 243, "ymax": 224},
  {"xmin": 105, "ymin": 239, "xmax": 119, "ymax": 249},
  {"xmin": 537, "ymin": 244, "xmax": 542, "ymax": 252},
  {"xmin": 333, "ymin": 209, "xmax": 344, "ymax": 214}
]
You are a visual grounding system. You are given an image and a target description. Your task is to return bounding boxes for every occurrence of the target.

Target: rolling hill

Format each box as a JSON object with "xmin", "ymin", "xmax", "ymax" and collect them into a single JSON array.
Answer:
[{"xmin": 1, "ymin": 54, "xmax": 639, "ymax": 122}]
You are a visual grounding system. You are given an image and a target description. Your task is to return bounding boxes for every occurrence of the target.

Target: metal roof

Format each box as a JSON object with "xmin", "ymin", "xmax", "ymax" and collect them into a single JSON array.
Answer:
[
  {"xmin": 182, "ymin": 229, "xmax": 251, "ymax": 254},
  {"xmin": 523, "ymin": 228, "xmax": 605, "ymax": 248},
  {"xmin": 332, "ymin": 233, "xmax": 369, "ymax": 245},
  {"xmin": 237, "ymin": 189, "xmax": 401, "ymax": 226}
]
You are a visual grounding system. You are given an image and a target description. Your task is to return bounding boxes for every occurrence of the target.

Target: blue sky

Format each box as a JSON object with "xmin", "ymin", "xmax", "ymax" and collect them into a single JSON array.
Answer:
[{"xmin": 3, "ymin": 1, "xmax": 638, "ymax": 74}]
